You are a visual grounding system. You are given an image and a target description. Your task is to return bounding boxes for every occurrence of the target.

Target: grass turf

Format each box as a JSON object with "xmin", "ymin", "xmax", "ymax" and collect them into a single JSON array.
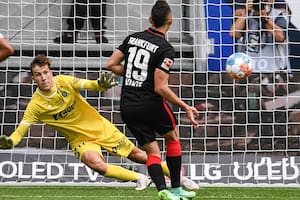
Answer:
[{"xmin": 0, "ymin": 186, "xmax": 299, "ymax": 200}]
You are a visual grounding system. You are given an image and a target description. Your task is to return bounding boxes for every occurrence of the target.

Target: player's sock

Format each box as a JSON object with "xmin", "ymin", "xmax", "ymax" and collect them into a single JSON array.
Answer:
[
  {"xmin": 166, "ymin": 140, "xmax": 182, "ymax": 188},
  {"xmin": 162, "ymin": 161, "xmax": 199, "ymax": 190},
  {"xmin": 104, "ymin": 164, "xmax": 140, "ymax": 181},
  {"xmin": 147, "ymin": 155, "xmax": 167, "ymax": 191}
]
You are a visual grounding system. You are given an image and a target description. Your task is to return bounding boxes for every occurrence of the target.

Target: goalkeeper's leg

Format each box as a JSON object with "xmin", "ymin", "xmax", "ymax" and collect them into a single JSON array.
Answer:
[{"xmin": 81, "ymin": 151, "xmax": 151, "ymax": 190}]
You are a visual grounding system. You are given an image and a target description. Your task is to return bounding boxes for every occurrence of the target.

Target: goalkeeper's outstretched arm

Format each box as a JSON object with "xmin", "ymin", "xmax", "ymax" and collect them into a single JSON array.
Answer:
[
  {"xmin": 0, "ymin": 135, "xmax": 13, "ymax": 149},
  {"xmin": 97, "ymin": 71, "xmax": 118, "ymax": 91},
  {"xmin": 74, "ymin": 71, "xmax": 118, "ymax": 92},
  {"xmin": 0, "ymin": 123, "xmax": 29, "ymax": 149}
]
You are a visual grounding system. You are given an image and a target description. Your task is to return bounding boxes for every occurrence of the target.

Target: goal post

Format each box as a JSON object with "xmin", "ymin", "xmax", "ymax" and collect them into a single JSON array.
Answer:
[{"xmin": 1, "ymin": 0, "xmax": 300, "ymax": 186}]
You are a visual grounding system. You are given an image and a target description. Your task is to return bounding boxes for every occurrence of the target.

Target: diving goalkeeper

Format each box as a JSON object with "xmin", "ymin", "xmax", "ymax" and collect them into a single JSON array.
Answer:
[{"xmin": 0, "ymin": 54, "xmax": 198, "ymax": 191}]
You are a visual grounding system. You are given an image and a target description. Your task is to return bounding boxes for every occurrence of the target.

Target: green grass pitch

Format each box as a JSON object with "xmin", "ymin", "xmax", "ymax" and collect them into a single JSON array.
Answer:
[{"xmin": 0, "ymin": 186, "xmax": 299, "ymax": 200}]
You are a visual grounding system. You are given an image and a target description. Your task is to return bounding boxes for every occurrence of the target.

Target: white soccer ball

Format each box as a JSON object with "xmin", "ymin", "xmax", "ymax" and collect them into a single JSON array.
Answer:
[{"xmin": 226, "ymin": 53, "xmax": 253, "ymax": 80}]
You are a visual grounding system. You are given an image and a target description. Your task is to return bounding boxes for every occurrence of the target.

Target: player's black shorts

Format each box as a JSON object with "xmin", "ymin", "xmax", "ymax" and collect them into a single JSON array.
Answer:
[{"xmin": 120, "ymin": 101, "xmax": 177, "ymax": 146}]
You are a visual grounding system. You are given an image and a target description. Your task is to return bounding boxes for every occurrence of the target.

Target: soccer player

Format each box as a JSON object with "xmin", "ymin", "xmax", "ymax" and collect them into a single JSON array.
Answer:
[
  {"xmin": 0, "ymin": 54, "xmax": 153, "ymax": 190},
  {"xmin": 0, "ymin": 32, "xmax": 14, "ymax": 62},
  {"xmin": 106, "ymin": 1, "xmax": 199, "ymax": 199},
  {"xmin": 0, "ymin": 54, "xmax": 198, "ymax": 193}
]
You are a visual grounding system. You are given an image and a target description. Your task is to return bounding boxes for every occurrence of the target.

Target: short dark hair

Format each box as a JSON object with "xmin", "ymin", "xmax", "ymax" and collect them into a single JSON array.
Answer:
[
  {"xmin": 151, "ymin": 0, "xmax": 171, "ymax": 28},
  {"xmin": 30, "ymin": 54, "xmax": 51, "ymax": 73}
]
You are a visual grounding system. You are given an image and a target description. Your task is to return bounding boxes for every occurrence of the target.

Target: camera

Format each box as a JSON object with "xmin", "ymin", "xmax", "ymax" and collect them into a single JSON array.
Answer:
[{"xmin": 252, "ymin": 0, "xmax": 271, "ymax": 27}]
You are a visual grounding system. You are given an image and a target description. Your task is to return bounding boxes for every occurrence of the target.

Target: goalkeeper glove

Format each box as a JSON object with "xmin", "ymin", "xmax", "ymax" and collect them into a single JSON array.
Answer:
[
  {"xmin": 0, "ymin": 135, "xmax": 13, "ymax": 149},
  {"xmin": 97, "ymin": 71, "xmax": 118, "ymax": 91}
]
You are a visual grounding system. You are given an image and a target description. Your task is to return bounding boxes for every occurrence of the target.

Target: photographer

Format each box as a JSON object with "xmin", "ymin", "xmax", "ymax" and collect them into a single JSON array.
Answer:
[{"xmin": 229, "ymin": 0, "xmax": 289, "ymax": 72}]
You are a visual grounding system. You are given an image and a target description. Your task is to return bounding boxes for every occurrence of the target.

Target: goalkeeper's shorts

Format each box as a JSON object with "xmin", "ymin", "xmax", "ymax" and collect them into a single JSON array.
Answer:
[{"xmin": 72, "ymin": 134, "xmax": 135, "ymax": 159}]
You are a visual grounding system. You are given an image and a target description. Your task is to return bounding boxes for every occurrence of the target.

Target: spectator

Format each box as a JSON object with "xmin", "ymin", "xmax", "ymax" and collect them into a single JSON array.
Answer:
[
  {"xmin": 53, "ymin": 0, "xmax": 108, "ymax": 44},
  {"xmin": 229, "ymin": 0, "xmax": 292, "ymax": 139},
  {"xmin": 229, "ymin": 0, "xmax": 290, "ymax": 72},
  {"xmin": 272, "ymin": 0, "xmax": 291, "ymax": 14},
  {"xmin": 0, "ymin": 33, "xmax": 14, "ymax": 62},
  {"xmin": 271, "ymin": 0, "xmax": 300, "ymax": 72}
]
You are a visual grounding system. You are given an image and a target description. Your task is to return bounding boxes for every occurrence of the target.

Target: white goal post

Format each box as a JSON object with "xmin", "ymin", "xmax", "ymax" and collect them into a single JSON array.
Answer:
[{"xmin": 0, "ymin": 0, "xmax": 300, "ymax": 186}]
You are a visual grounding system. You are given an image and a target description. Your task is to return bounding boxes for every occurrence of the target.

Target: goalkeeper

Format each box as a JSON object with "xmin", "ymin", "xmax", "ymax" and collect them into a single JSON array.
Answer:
[{"xmin": 0, "ymin": 54, "xmax": 198, "ymax": 191}]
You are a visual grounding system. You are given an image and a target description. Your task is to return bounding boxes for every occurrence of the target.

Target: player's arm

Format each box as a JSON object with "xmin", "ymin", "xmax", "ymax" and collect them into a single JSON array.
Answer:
[
  {"xmin": 0, "ymin": 33, "xmax": 14, "ymax": 62},
  {"xmin": 263, "ymin": 18, "xmax": 285, "ymax": 42},
  {"xmin": 154, "ymin": 68, "xmax": 199, "ymax": 128},
  {"xmin": 0, "ymin": 100, "xmax": 41, "ymax": 149},
  {"xmin": 0, "ymin": 123, "xmax": 30, "ymax": 149},
  {"xmin": 229, "ymin": 7, "xmax": 247, "ymax": 40},
  {"xmin": 106, "ymin": 49, "xmax": 126, "ymax": 76},
  {"xmin": 262, "ymin": 10, "xmax": 288, "ymax": 43}
]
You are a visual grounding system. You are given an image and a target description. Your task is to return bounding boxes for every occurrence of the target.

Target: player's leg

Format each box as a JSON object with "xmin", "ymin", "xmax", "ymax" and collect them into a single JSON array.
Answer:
[
  {"xmin": 89, "ymin": 0, "xmax": 108, "ymax": 43},
  {"xmin": 127, "ymin": 144, "xmax": 199, "ymax": 191},
  {"xmin": 125, "ymin": 123, "xmax": 198, "ymax": 196},
  {"xmin": 160, "ymin": 162, "xmax": 199, "ymax": 191},
  {"xmin": 125, "ymin": 123, "xmax": 167, "ymax": 191},
  {"xmin": 123, "ymin": 124, "xmax": 180, "ymax": 199},
  {"xmin": 143, "ymin": 141, "xmax": 183, "ymax": 200},
  {"xmin": 95, "ymin": 118, "xmax": 152, "ymax": 190},
  {"xmin": 143, "ymin": 141, "xmax": 167, "ymax": 191},
  {"xmin": 164, "ymin": 130, "xmax": 196, "ymax": 199},
  {"xmin": 54, "ymin": 0, "xmax": 87, "ymax": 43},
  {"xmin": 73, "ymin": 0, "xmax": 88, "ymax": 29}
]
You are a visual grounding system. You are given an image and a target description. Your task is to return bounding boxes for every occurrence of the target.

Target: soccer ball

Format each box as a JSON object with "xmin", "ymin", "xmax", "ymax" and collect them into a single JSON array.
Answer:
[{"xmin": 226, "ymin": 53, "xmax": 252, "ymax": 80}]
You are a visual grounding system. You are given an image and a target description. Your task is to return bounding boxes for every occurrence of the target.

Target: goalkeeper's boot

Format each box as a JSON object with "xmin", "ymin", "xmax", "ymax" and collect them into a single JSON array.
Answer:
[
  {"xmin": 158, "ymin": 189, "xmax": 183, "ymax": 200},
  {"xmin": 135, "ymin": 175, "xmax": 151, "ymax": 190},
  {"xmin": 180, "ymin": 176, "xmax": 199, "ymax": 191},
  {"xmin": 171, "ymin": 187, "xmax": 196, "ymax": 199}
]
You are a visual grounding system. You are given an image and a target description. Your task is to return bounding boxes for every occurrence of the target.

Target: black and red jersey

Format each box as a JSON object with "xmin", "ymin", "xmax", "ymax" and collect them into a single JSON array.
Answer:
[{"xmin": 117, "ymin": 28, "xmax": 175, "ymax": 107}]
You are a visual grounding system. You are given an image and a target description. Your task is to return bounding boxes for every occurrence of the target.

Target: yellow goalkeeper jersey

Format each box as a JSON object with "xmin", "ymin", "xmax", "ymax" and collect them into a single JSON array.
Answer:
[{"xmin": 10, "ymin": 75, "xmax": 110, "ymax": 148}]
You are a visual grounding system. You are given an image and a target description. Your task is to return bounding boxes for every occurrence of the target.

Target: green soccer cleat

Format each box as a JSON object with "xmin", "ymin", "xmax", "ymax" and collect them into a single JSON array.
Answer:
[
  {"xmin": 171, "ymin": 187, "xmax": 196, "ymax": 199},
  {"xmin": 158, "ymin": 189, "xmax": 185, "ymax": 200}
]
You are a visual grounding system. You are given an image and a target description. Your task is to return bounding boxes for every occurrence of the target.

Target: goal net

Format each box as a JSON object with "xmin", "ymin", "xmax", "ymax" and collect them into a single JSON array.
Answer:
[{"xmin": 0, "ymin": 0, "xmax": 300, "ymax": 186}]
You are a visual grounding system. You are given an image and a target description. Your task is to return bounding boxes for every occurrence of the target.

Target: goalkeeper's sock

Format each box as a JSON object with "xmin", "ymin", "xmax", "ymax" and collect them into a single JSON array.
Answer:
[
  {"xmin": 104, "ymin": 164, "xmax": 140, "ymax": 181},
  {"xmin": 161, "ymin": 161, "xmax": 170, "ymax": 177}
]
